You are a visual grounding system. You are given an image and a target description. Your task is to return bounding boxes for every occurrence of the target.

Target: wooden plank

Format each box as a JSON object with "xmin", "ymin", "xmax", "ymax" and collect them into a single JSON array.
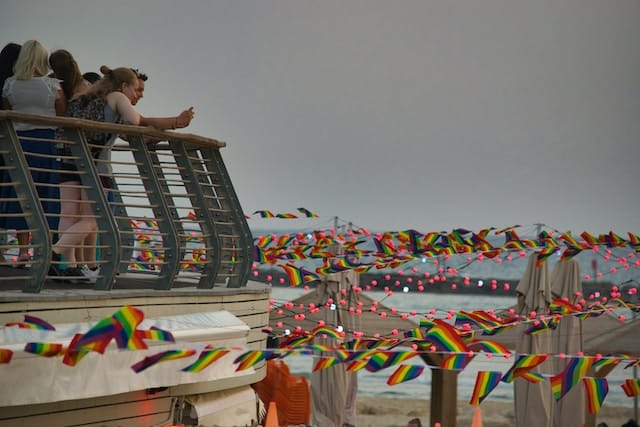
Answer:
[{"xmin": 0, "ymin": 395, "xmax": 172, "ymax": 426}]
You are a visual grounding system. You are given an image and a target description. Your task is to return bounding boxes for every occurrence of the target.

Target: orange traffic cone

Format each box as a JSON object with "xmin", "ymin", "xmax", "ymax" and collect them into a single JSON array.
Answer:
[
  {"xmin": 471, "ymin": 406, "xmax": 483, "ymax": 427},
  {"xmin": 264, "ymin": 401, "xmax": 279, "ymax": 427}
]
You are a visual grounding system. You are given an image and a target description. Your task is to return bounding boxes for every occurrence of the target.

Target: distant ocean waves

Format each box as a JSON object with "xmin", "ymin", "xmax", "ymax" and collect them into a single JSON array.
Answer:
[{"xmin": 270, "ymin": 287, "xmax": 637, "ymax": 408}]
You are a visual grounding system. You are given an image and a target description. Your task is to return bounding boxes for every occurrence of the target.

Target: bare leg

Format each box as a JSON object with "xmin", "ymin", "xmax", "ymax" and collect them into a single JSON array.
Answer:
[
  {"xmin": 80, "ymin": 190, "xmax": 98, "ymax": 269},
  {"xmin": 55, "ymin": 182, "xmax": 96, "ymax": 267}
]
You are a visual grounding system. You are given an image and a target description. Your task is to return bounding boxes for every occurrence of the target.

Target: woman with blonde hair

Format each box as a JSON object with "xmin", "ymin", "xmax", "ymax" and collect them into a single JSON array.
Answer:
[{"xmin": 0, "ymin": 39, "xmax": 63, "ymax": 267}]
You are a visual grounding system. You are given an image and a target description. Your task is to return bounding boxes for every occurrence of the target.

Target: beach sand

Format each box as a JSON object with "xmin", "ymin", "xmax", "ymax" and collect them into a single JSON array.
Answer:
[{"xmin": 354, "ymin": 396, "xmax": 636, "ymax": 427}]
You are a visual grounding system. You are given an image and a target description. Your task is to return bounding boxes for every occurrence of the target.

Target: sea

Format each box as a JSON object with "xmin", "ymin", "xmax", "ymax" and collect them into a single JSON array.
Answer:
[{"xmin": 270, "ymin": 286, "xmax": 638, "ymax": 409}]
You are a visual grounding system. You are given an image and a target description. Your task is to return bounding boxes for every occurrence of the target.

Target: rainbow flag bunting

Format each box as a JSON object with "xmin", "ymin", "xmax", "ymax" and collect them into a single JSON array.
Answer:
[
  {"xmin": 621, "ymin": 379, "xmax": 640, "ymax": 397},
  {"xmin": 131, "ymin": 349, "xmax": 196, "ymax": 373},
  {"xmin": 386, "ymin": 364, "xmax": 424, "ymax": 386},
  {"xmin": 582, "ymin": 377, "xmax": 608, "ymax": 414},
  {"xmin": 24, "ymin": 342, "xmax": 64, "ymax": 357},
  {"xmin": 501, "ymin": 354, "xmax": 548, "ymax": 383},
  {"xmin": 551, "ymin": 357, "xmax": 593, "ymax": 401},
  {"xmin": 181, "ymin": 346, "xmax": 230, "ymax": 373},
  {"xmin": 469, "ymin": 371, "xmax": 502, "ymax": 405}
]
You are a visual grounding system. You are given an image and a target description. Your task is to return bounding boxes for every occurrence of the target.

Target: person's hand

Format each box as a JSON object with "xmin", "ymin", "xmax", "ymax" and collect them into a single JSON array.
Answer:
[{"xmin": 175, "ymin": 107, "xmax": 195, "ymax": 128}]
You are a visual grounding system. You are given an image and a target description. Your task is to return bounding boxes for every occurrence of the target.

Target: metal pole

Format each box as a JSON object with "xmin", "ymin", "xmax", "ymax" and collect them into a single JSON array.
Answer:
[{"xmin": 634, "ymin": 292, "xmax": 638, "ymax": 423}]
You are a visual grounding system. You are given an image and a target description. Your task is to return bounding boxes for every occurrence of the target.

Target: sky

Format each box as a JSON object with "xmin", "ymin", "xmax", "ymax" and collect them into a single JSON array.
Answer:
[{"xmin": 2, "ymin": 0, "xmax": 639, "ymax": 234}]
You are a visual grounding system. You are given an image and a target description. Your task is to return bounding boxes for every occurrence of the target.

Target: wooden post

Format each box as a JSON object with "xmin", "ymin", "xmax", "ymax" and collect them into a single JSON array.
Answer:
[
  {"xmin": 421, "ymin": 353, "xmax": 458, "ymax": 427},
  {"xmin": 430, "ymin": 367, "xmax": 458, "ymax": 427}
]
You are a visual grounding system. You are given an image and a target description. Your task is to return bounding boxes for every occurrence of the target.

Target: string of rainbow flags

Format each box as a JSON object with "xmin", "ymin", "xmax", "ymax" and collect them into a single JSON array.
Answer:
[
  {"xmin": 124, "ymin": 213, "xmax": 640, "ymax": 286},
  {"xmin": 252, "ymin": 227, "xmax": 640, "ymax": 288},
  {"xmin": 1, "ymin": 305, "xmax": 639, "ymax": 413}
]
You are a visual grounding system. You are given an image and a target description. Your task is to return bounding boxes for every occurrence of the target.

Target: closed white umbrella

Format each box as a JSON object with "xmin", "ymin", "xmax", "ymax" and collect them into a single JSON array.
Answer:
[
  {"xmin": 514, "ymin": 254, "xmax": 554, "ymax": 426},
  {"xmin": 311, "ymin": 268, "xmax": 360, "ymax": 427},
  {"xmin": 550, "ymin": 258, "xmax": 585, "ymax": 427}
]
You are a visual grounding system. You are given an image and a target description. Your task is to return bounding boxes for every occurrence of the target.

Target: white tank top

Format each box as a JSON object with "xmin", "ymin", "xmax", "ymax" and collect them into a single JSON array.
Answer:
[{"xmin": 2, "ymin": 76, "xmax": 61, "ymax": 131}]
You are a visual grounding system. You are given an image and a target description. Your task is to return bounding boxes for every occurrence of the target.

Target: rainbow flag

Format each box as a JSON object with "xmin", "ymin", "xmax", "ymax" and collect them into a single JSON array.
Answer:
[
  {"xmin": 312, "ymin": 325, "xmax": 343, "ymax": 340},
  {"xmin": 279, "ymin": 334, "xmax": 313, "ymax": 349},
  {"xmin": 536, "ymin": 247, "xmax": 557, "ymax": 267},
  {"xmin": 344, "ymin": 349, "xmax": 377, "ymax": 363},
  {"xmin": 24, "ymin": 342, "xmax": 64, "ymax": 357},
  {"xmin": 234, "ymin": 350, "xmax": 276, "ymax": 371},
  {"xmin": 455, "ymin": 311, "xmax": 503, "ymax": 335},
  {"xmin": 181, "ymin": 346, "xmax": 230, "ymax": 373},
  {"xmin": 62, "ymin": 333, "xmax": 91, "ymax": 367},
  {"xmin": 276, "ymin": 213, "xmax": 298, "ymax": 219},
  {"xmin": 468, "ymin": 339, "xmax": 511, "ymax": 356},
  {"xmin": 72, "ymin": 306, "xmax": 146, "ymax": 353},
  {"xmin": 386, "ymin": 364, "xmax": 424, "ymax": 386},
  {"xmin": 131, "ymin": 349, "xmax": 196, "ymax": 373},
  {"xmin": 346, "ymin": 360, "xmax": 369, "ymax": 372},
  {"xmin": 278, "ymin": 263, "xmax": 305, "ymax": 286},
  {"xmin": 551, "ymin": 357, "xmax": 593, "ymax": 401},
  {"xmin": 112, "ymin": 306, "xmax": 146, "ymax": 350},
  {"xmin": 297, "ymin": 207, "xmax": 319, "ymax": 218},
  {"xmin": 469, "ymin": 371, "xmax": 502, "ymax": 405},
  {"xmin": 5, "ymin": 315, "xmax": 55, "ymax": 330},
  {"xmin": 627, "ymin": 232, "xmax": 640, "ymax": 251},
  {"xmin": 136, "ymin": 327, "xmax": 175, "ymax": 344},
  {"xmin": 440, "ymin": 353, "xmax": 475, "ymax": 371},
  {"xmin": 501, "ymin": 354, "xmax": 548, "ymax": 383},
  {"xmin": 424, "ymin": 320, "xmax": 469, "ymax": 353},
  {"xmin": 621, "ymin": 379, "xmax": 640, "ymax": 397},
  {"xmin": 549, "ymin": 298, "xmax": 577, "ymax": 315},
  {"xmin": 524, "ymin": 318, "xmax": 554, "ymax": 335},
  {"xmin": 591, "ymin": 356, "xmax": 621, "ymax": 372},
  {"xmin": 365, "ymin": 350, "xmax": 418, "ymax": 372},
  {"xmin": 313, "ymin": 356, "xmax": 339, "ymax": 371},
  {"xmin": 253, "ymin": 210, "xmax": 276, "ymax": 218},
  {"xmin": 582, "ymin": 377, "xmax": 608, "ymax": 414}
]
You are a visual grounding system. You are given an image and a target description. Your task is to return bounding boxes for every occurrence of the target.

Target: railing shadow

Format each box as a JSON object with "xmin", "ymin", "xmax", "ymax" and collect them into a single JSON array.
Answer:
[{"xmin": 0, "ymin": 111, "xmax": 252, "ymax": 293}]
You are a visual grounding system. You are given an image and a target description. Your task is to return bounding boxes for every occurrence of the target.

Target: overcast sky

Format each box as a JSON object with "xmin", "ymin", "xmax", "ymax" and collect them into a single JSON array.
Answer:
[{"xmin": 2, "ymin": 1, "xmax": 639, "ymax": 234}]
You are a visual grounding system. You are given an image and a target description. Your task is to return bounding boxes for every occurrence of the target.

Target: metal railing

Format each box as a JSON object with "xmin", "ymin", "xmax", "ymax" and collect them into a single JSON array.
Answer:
[{"xmin": 0, "ymin": 111, "xmax": 253, "ymax": 292}]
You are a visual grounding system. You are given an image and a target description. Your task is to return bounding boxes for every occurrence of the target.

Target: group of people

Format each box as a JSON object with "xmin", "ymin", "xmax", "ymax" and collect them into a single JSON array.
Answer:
[{"xmin": 0, "ymin": 39, "xmax": 195, "ymax": 283}]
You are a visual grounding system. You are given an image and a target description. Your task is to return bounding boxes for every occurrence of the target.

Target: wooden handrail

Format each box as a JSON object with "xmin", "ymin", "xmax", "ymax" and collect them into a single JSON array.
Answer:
[{"xmin": 0, "ymin": 111, "xmax": 225, "ymax": 148}]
